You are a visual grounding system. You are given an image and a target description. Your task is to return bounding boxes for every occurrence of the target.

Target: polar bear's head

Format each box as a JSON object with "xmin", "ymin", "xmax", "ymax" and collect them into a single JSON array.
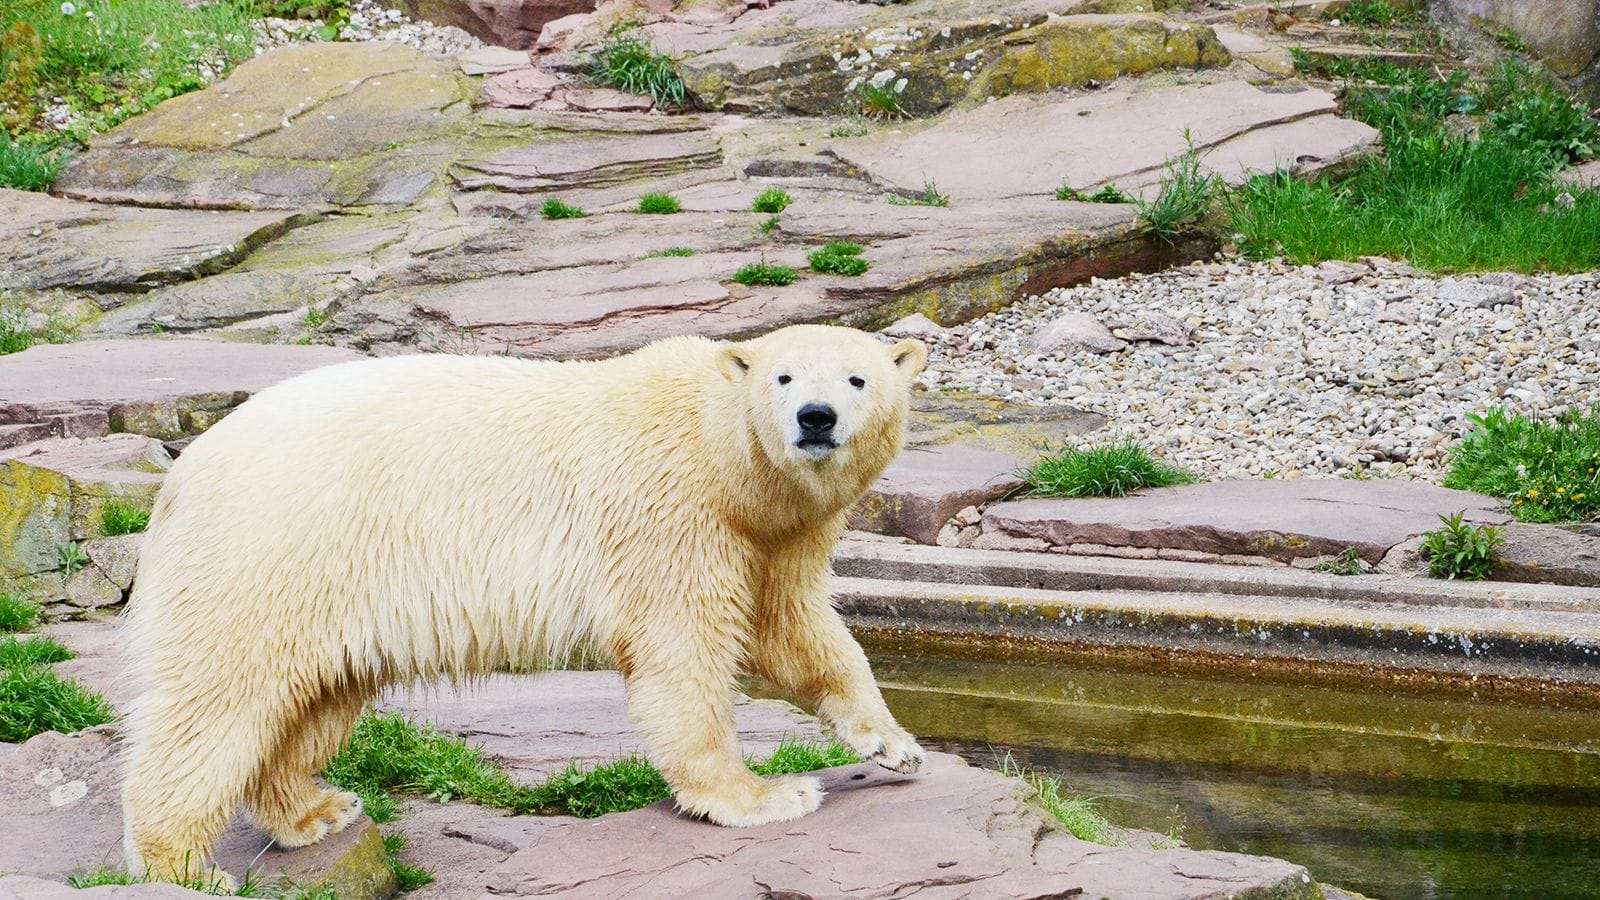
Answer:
[{"xmin": 719, "ymin": 325, "xmax": 928, "ymax": 470}]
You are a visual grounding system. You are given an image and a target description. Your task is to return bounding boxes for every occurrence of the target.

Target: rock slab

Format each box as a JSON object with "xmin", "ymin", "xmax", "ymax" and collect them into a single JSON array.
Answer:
[
  {"xmin": 487, "ymin": 752, "xmax": 1318, "ymax": 899},
  {"xmin": 984, "ymin": 479, "xmax": 1511, "ymax": 563},
  {"xmin": 849, "ymin": 442, "xmax": 1025, "ymax": 545}
]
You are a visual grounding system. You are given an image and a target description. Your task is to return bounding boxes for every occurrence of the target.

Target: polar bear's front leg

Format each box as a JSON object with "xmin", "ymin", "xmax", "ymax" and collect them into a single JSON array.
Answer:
[
  {"xmin": 617, "ymin": 611, "xmax": 824, "ymax": 827},
  {"xmin": 751, "ymin": 538, "xmax": 925, "ymax": 775}
]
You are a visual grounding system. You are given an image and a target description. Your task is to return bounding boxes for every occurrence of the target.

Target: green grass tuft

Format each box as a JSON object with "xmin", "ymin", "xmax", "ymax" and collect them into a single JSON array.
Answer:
[
  {"xmin": 100, "ymin": 498, "xmax": 152, "ymax": 536},
  {"xmin": 1313, "ymin": 547, "xmax": 1367, "ymax": 577},
  {"xmin": 1420, "ymin": 511, "xmax": 1503, "ymax": 581},
  {"xmin": 589, "ymin": 32, "xmax": 687, "ymax": 109},
  {"xmin": 647, "ymin": 247, "xmax": 696, "ymax": 258},
  {"xmin": 731, "ymin": 261, "xmax": 799, "ymax": 286},
  {"xmin": 1228, "ymin": 61, "xmax": 1600, "ymax": 272},
  {"xmin": 856, "ymin": 81, "xmax": 905, "ymax": 119},
  {"xmin": 1138, "ymin": 131, "xmax": 1220, "ymax": 240},
  {"xmin": 751, "ymin": 188, "xmax": 792, "ymax": 214},
  {"xmin": 1056, "ymin": 183, "xmax": 1132, "ymax": 204},
  {"xmin": 0, "ymin": 594, "xmax": 41, "ymax": 633},
  {"xmin": 886, "ymin": 179, "xmax": 950, "ymax": 208},
  {"xmin": 1334, "ymin": 0, "xmax": 1408, "ymax": 28},
  {"xmin": 0, "ymin": 294, "xmax": 77, "ymax": 355},
  {"xmin": 1020, "ymin": 442, "xmax": 1195, "ymax": 499},
  {"xmin": 758, "ymin": 215, "xmax": 780, "ymax": 233},
  {"xmin": 636, "ymin": 192, "xmax": 682, "ymax": 214},
  {"xmin": 998, "ymin": 756, "xmax": 1116, "ymax": 844},
  {"xmin": 381, "ymin": 833, "xmax": 434, "ymax": 892},
  {"xmin": 0, "ymin": 635, "xmax": 114, "ymax": 743},
  {"xmin": 1441, "ymin": 407, "xmax": 1600, "ymax": 523},
  {"xmin": 540, "ymin": 198, "xmax": 587, "ymax": 220},
  {"xmin": 325, "ymin": 712, "xmax": 857, "ymax": 819},
  {"xmin": 0, "ymin": 130, "xmax": 66, "ymax": 190},
  {"xmin": 807, "ymin": 241, "xmax": 869, "ymax": 276}
]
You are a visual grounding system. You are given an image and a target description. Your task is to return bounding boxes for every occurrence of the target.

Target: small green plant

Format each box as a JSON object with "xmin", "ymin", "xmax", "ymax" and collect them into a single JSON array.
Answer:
[
  {"xmin": 827, "ymin": 115, "xmax": 870, "ymax": 138},
  {"xmin": 382, "ymin": 833, "xmax": 433, "ymax": 892},
  {"xmin": 636, "ymin": 192, "xmax": 682, "ymax": 214},
  {"xmin": 1056, "ymin": 183, "xmax": 1132, "ymax": 203},
  {"xmin": 0, "ymin": 636, "xmax": 115, "ymax": 743},
  {"xmin": 57, "ymin": 541, "xmax": 89, "ymax": 574},
  {"xmin": 856, "ymin": 81, "xmax": 905, "ymax": 119},
  {"xmin": 1313, "ymin": 547, "xmax": 1367, "ymax": 576},
  {"xmin": 1442, "ymin": 407, "xmax": 1600, "ymax": 523},
  {"xmin": 1139, "ymin": 131, "xmax": 1221, "ymax": 240},
  {"xmin": 589, "ymin": 31, "xmax": 687, "ymax": 109},
  {"xmin": 731, "ymin": 260, "xmax": 799, "ymax": 286},
  {"xmin": 1334, "ymin": 0, "xmax": 1406, "ymax": 28},
  {"xmin": 999, "ymin": 755, "xmax": 1115, "ymax": 844},
  {"xmin": 0, "ymin": 130, "xmax": 65, "ymax": 190},
  {"xmin": 0, "ymin": 594, "xmax": 41, "ymax": 633},
  {"xmin": 886, "ymin": 180, "xmax": 950, "ymax": 208},
  {"xmin": 302, "ymin": 306, "xmax": 330, "ymax": 329},
  {"xmin": 1489, "ymin": 27, "xmax": 1528, "ymax": 53},
  {"xmin": 807, "ymin": 241, "xmax": 870, "ymax": 276},
  {"xmin": 647, "ymin": 247, "xmax": 696, "ymax": 258},
  {"xmin": 759, "ymin": 215, "xmax": 780, "ymax": 233},
  {"xmin": 1420, "ymin": 511, "xmax": 1503, "ymax": 581},
  {"xmin": 0, "ymin": 295, "xmax": 76, "ymax": 355},
  {"xmin": 751, "ymin": 188, "xmax": 792, "ymax": 214},
  {"xmin": 100, "ymin": 499, "xmax": 152, "ymax": 536},
  {"xmin": 541, "ymin": 198, "xmax": 588, "ymax": 220},
  {"xmin": 1020, "ymin": 442, "xmax": 1194, "ymax": 499}
]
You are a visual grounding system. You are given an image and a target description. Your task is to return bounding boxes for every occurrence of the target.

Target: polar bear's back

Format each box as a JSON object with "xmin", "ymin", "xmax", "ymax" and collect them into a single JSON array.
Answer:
[{"xmin": 127, "ymin": 341, "xmax": 726, "ymax": 680}]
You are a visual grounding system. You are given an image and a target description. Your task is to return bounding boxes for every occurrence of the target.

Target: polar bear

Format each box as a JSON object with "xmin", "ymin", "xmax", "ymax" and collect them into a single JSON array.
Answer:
[{"xmin": 120, "ymin": 324, "xmax": 929, "ymax": 883}]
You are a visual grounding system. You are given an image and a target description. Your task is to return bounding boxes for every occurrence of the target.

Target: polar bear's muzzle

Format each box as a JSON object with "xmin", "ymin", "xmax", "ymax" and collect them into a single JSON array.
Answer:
[{"xmin": 795, "ymin": 403, "xmax": 839, "ymax": 458}]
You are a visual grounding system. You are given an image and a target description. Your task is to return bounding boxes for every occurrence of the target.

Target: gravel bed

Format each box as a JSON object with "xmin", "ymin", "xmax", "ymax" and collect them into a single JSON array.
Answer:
[
  {"xmin": 254, "ymin": 0, "xmax": 481, "ymax": 57},
  {"xmin": 915, "ymin": 258, "xmax": 1600, "ymax": 481}
]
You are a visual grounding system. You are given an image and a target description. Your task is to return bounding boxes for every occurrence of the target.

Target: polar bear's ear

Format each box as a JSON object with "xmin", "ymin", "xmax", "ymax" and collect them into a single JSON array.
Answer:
[
  {"xmin": 719, "ymin": 346, "xmax": 752, "ymax": 382},
  {"xmin": 890, "ymin": 339, "xmax": 928, "ymax": 378}
]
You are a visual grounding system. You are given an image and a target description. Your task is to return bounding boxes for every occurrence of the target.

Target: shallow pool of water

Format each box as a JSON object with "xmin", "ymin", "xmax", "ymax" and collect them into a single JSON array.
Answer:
[{"xmin": 863, "ymin": 641, "xmax": 1600, "ymax": 900}]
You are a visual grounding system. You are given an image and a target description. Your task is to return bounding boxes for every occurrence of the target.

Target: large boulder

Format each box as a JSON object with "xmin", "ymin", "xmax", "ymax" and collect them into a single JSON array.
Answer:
[
  {"xmin": 1431, "ymin": 0, "xmax": 1600, "ymax": 102},
  {"xmin": 396, "ymin": 0, "xmax": 594, "ymax": 49}
]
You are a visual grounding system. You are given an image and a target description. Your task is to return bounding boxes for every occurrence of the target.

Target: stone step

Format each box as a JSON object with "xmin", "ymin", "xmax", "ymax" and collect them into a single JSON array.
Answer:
[
  {"xmin": 834, "ymin": 574, "xmax": 1600, "ymax": 682},
  {"xmin": 833, "ymin": 539, "xmax": 1600, "ymax": 613}
]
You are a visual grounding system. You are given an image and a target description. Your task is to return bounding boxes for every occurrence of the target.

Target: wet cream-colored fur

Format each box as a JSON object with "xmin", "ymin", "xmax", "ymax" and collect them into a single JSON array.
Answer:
[{"xmin": 121, "ymin": 325, "xmax": 929, "ymax": 882}]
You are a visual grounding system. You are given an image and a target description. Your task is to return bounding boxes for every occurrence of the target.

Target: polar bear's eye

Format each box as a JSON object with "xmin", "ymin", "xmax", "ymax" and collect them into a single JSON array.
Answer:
[
  {"xmin": 777, "ymin": 374, "xmax": 791, "ymax": 385},
  {"xmin": 849, "ymin": 376, "xmax": 866, "ymax": 389}
]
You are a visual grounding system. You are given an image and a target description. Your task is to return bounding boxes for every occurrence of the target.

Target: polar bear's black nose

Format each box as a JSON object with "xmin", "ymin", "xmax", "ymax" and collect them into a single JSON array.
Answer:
[{"xmin": 797, "ymin": 404, "xmax": 837, "ymax": 435}]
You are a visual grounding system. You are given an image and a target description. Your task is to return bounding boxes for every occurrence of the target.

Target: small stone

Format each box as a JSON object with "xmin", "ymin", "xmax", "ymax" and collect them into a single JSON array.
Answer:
[
  {"xmin": 953, "ymin": 505, "xmax": 982, "ymax": 526},
  {"xmin": 1032, "ymin": 312, "xmax": 1126, "ymax": 355},
  {"xmin": 1314, "ymin": 259, "xmax": 1369, "ymax": 285},
  {"xmin": 882, "ymin": 313, "xmax": 946, "ymax": 340},
  {"xmin": 970, "ymin": 532, "xmax": 1051, "ymax": 552},
  {"xmin": 1377, "ymin": 301, "xmax": 1419, "ymax": 325}
]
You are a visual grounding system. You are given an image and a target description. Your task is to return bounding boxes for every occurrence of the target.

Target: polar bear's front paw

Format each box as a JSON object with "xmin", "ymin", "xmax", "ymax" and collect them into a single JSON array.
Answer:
[
  {"xmin": 834, "ymin": 720, "xmax": 925, "ymax": 774},
  {"xmin": 276, "ymin": 789, "xmax": 364, "ymax": 848},
  {"xmin": 678, "ymin": 774, "xmax": 825, "ymax": 827}
]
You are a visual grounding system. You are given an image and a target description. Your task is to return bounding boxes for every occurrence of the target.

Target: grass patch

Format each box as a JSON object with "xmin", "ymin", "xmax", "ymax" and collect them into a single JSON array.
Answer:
[
  {"xmin": 1334, "ymin": 0, "xmax": 1408, "ymax": 28},
  {"xmin": 0, "ymin": 294, "xmax": 77, "ymax": 355},
  {"xmin": 807, "ymin": 241, "xmax": 869, "ymax": 276},
  {"xmin": 1138, "ymin": 132, "xmax": 1221, "ymax": 240},
  {"xmin": 1019, "ymin": 442, "xmax": 1195, "ymax": 499},
  {"xmin": 886, "ymin": 179, "xmax": 950, "ymax": 208},
  {"xmin": 100, "ymin": 499, "xmax": 152, "ymax": 536},
  {"xmin": 588, "ymin": 31, "xmax": 687, "ymax": 109},
  {"xmin": 381, "ymin": 833, "xmax": 433, "ymax": 893},
  {"xmin": 827, "ymin": 115, "xmax": 870, "ymax": 138},
  {"xmin": 1421, "ymin": 511, "xmax": 1503, "ymax": 581},
  {"xmin": 1228, "ymin": 60, "xmax": 1600, "ymax": 272},
  {"xmin": 0, "ymin": 594, "xmax": 41, "ymax": 633},
  {"xmin": 68, "ymin": 865, "xmax": 335, "ymax": 898},
  {"xmin": 647, "ymin": 246, "xmax": 696, "ymax": 258},
  {"xmin": 998, "ymin": 756, "xmax": 1115, "ymax": 844},
  {"xmin": 325, "ymin": 712, "xmax": 857, "ymax": 820},
  {"xmin": 0, "ymin": 0, "xmax": 258, "ymax": 190},
  {"xmin": 1313, "ymin": 547, "xmax": 1367, "ymax": 576},
  {"xmin": 0, "ymin": 635, "xmax": 115, "ymax": 743},
  {"xmin": 751, "ymin": 188, "xmax": 792, "ymax": 214},
  {"xmin": 1441, "ymin": 407, "xmax": 1600, "ymax": 523},
  {"xmin": 758, "ymin": 214, "xmax": 780, "ymax": 233},
  {"xmin": 856, "ymin": 81, "xmax": 905, "ymax": 120},
  {"xmin": 636, "ymin": 192, "xmax": 682, "ymax": 214},
  {"xmin": 731, "ymin": 261, "xmax": 799, "ymax": 286},
  {"xmin": 1056, "ymin": 183, "xmax": 1132, "ymax": 203},
  {"xmin": 540, "ymin": 198, "xmax": 587, "ymax": 220}
]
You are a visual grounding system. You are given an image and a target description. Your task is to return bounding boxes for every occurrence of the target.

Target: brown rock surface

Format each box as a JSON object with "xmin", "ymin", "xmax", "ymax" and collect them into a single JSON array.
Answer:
[
  {"xmin": 1492, "ymin": 523, "xmax": 1600, "ymax": 588},
  {"xmin": 485, "ymin": 752, "xmax": 1318, "ymax": 898},
  {"xmin": 984, "ymin": 480, "xmax": 1510, "ymax": 563},
  {"xmin": 849, "ymin": 443, "xmax": 1025, "ymax": 545},
  {"xmin": 397, "ymin": 0, "xmax": 594, "ymax": 49}
]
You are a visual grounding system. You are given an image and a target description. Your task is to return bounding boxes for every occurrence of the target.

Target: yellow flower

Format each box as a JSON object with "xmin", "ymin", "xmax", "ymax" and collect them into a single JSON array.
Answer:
[
  {"xmin": 1528, "ymin": 489, "xmax": 1540, "ymax": 498},
  {"xmin": 1556, "ymin": 487, "xmax": 1566, "ymax": 495},
  {"xmin": 1576, "ymin": 493, "xmax": 1587, "ymax": 501}
]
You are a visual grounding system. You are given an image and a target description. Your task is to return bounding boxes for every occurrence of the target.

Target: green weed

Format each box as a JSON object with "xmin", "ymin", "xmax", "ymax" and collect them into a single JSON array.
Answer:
[
  {"xmin": 0, "ymin": 635, "xmax": 72, "ymax": 668},
  {"xmin": 100, "ymin": 499, "xmax": 152, "ymax": 536},
  {"xmin": 381, "ymin": 833, "xmax": 433, "ymax": 892},
  {"xmin": 1313, "ymin": 547, "xmax": 1367, "ymax": 576},
  {"xmin": 1334, "ymin": 0, "xmax": 1408, "ymax": 28},
  {"xmin": 57, "ymin": 540, "xmax": 89, "ymax": 574},
  {"xmin": 1138, "ymin": 131, "xmax": 1221, "ymax": 240},
  {"xmin": 325, "ymin": 712, "xmax": 856, "ymax": 819},
  {"xmin": 636, "ymin": 192, "xmax": 682, "ymax": 214},
  {"xmin": 759, "ymin": 215, "xmax": 780, "ymax": 233},
  {"xmin": 751, "ymin": 188, "xmax": 792, "ymax": 214},
  {"xmin": 1020, "ymin": 442, "xmax": 1194, "ymax": 499},
  {"xmin": 856, "ymin": 81, "xmax": 905, "ymax": 119},
  {"xmin": 0, "ymin": 595, "xmax": 41, "ymax": 633},
  {"xmin": 1420, "ymin": 511, "xmax": 1503, "ymax": 580},
  {"xmin": 1490, "ymin": 27, "xmax": 1527, "ymax": 53},
  {"xmin": 647, "ymin": 247, "xmax": 696, "ymax": 258},
  {"xmin": 886, "ymin": 180, "xmax": 950, "ymax": 208},
  {"xmin": 302, "ymin": 306, "xmax": 330, "ymax": 329},
  {"xmin": 589, "ymin": 32, "xmax": 687, "ymax": 109},
  {"xmin": 0, "ymin": 294, "xmax": 76, "ymax": 355},
  {"xmin": 826, "ymin": 116, "xmax": 870, "ymax": 138},
  {"xmin": 1056, "ymin": 182, "xmax": 1132, "ymax": 203},
  {"xmin": 807, "ymin": 241, "xmax": 869, "ymax": 276},
  {"xmin": 1442, "ymin": 407, "xmax": 1600, "ymax": 523},
  {"xmin": 998, "ymin": 756, "xmax": 1115, "ymax": 844},
  {"xmin": 0, "ymin": 636, "xmax": 115, "ymax": 743},
  {"xmin": 731, "ymin": 261, "xmax": 799, "ymax": 286},
  {"xmin": 0, "ymin": 130, "xmax": 65, "ymax": 190},
  {"xmin": 540, "ymin": 198, "xmax": 587, "ymax": 220}
]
